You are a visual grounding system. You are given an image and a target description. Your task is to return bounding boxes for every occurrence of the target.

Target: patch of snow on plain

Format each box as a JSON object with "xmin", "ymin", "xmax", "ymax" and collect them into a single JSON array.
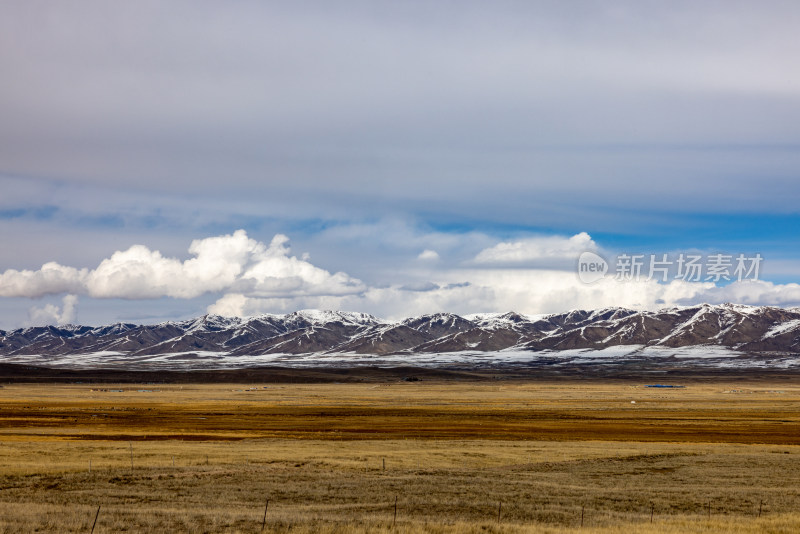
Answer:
[
  {"xmin": 3, "ymin": 343, "xmax": 797, "ymax": 371},
  {"xmin": 639, "ymin": 345, "xmax": 742, "ymax": 359},
  {"xmin": 536, "ymin": 345, "xmax": 644, "ymax": 363}
]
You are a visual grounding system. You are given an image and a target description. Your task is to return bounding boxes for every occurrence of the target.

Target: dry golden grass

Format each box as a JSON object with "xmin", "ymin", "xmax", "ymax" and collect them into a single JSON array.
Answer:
[
  {"xmin": 3, "ymin": 381, "xmax": 800, "ymax": 443},
  {"xmin": 0, "ymin": 380, "xmax": 799, "ymax": 532}
]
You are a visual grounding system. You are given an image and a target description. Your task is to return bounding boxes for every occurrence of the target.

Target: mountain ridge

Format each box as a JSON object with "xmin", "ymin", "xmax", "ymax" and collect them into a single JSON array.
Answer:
[{"xmin": 2, "ymin": 304, "xmax": 800, "ymax": 361}]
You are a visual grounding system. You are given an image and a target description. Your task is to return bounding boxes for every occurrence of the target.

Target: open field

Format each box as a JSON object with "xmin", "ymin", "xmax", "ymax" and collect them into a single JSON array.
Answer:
[{"xmin": 0, "ymin": 379, "xmax": 799, "ymax": 532}]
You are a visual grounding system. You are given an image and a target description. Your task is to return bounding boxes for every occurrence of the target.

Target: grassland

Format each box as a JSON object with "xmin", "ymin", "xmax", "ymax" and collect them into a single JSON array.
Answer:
[{"xmin": 0, "ymin": 379, "xmax": 799, "ymax": 532}]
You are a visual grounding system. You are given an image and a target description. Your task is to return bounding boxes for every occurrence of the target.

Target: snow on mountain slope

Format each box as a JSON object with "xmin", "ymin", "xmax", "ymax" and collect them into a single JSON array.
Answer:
[{"xmin": 2, "ymin": 305, "xmax": 800, "ymax": 369}]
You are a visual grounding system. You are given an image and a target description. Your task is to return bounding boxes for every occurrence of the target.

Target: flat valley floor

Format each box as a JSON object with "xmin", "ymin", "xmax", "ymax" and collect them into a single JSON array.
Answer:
[{"xmin": 0, "ymin": 377, "xmax": 799, "ymax": 532}]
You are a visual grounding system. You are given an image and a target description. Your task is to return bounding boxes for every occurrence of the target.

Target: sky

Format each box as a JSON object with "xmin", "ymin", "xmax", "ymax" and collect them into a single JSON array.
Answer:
[{"xmin": 1, "ymin": 1, "xmax": 800, "ymax": 329}]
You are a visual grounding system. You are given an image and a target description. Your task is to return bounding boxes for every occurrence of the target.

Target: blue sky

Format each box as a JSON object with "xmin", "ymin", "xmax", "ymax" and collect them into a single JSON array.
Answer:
[{"xmin": 1, "ymin": 1, "xmax": 800, "ymax": 328}]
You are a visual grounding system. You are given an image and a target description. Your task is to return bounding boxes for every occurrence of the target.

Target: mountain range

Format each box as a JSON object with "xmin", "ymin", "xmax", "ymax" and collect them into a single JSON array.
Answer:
[{"xmin": 2, "ymin": 304, "xmax": 799, "ymax": 366}]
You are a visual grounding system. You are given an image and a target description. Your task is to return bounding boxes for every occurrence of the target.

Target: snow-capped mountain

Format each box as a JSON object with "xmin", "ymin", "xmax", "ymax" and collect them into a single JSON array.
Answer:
[{"xmin": 1, "ymin": 304, "xmax": 799, "ymax": 369}]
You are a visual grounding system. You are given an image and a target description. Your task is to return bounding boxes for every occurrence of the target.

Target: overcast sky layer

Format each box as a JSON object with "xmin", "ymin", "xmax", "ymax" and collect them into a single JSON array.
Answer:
[{"xmin": 2, "ymin": 1, "xmax": 800, "ymax": 328}]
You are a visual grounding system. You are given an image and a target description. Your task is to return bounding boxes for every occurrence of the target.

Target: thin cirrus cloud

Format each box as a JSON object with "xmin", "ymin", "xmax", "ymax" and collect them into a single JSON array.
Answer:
[{"xmin": 2, "ymin": 2, "xmax": 800, "ymax": 218}]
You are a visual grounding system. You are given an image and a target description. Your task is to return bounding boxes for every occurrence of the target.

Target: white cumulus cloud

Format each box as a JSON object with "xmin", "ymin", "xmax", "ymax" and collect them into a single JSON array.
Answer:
[
  {"xmin": 5, "ymin": 229, "xmax": 800, "ymax": 325},
  {"xmin": 0, "ymin": 230, "xmax": 365, "ymax": 301},
  {"xmin": 0, "ymin": 263, "xmax": 89, "ymax": 298},
  {"xmin": 201, "ymin": 231, "xmax": 800, "ymax": 320},
  {"xmin": 235, "ymin": 234, "xmax": 365, "ymax": 297},
  {"xmin": 28, "ymin": 295, "xmax": 78, "ymax": 326},
  {"xmin": 685, "ymin": 279, "xmax": 800, "ymax": 307},
  {"xmin": 206, "ymin": 268, "xmax": 720, "ymax": 321},
  {"xmin": 472, "ymin": 232, "xmax": 598, "ymax": 267}
]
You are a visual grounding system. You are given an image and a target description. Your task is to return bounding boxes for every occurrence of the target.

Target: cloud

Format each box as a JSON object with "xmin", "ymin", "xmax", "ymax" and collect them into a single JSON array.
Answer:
[
  {"xmin": 5, "ymin": 229, "xmax": 800, "ymax": 326},
  {"xmin": 472, "ymin": 232, "xmax": 598, "ymax": 267},
  {"xmin": 28, "ymin": 295, "xmax": 78, "ymax": 326},
  {"xmin": 0, "ymin": 263, "xmax": 89, "ymax": 298},
  {"xmin": 417, "ymin": 249, "xmax": 440, "ymax": 261},
  {"xmin": 685, "ymin": 279, "xmax": 800, "ymax": 307},
  {"xmin": 233, "ymin": 234, "xmax": 365, "ymax": 298},
  {"xmin": 2, "ymin": 1, "xmax": 800, "ymax": 225},
  {"xmin": 399, "ymin": 281, "xmax": 440, "ymax": 292},
  {"xmin": 207, "ymin": 282, "xmax": 495, "ymax": 320},
  {"xmin": 206, "ymin": 293, "xmax": 252, "ymax": 318},
  {"xmin": 206, "ymin": 267, "xmax": 719, "ymax": 320},
  {"xmin": 0, "ymin": 230, "xmax": 365, "ymax": 301}
]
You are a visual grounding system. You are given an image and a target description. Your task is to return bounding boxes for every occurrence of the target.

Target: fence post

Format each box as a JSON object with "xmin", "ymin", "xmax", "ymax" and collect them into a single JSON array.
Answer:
[
  {"xmin": 261, "ymin": 498, "xmax": 269, "ymax": 532},
  {"xmin": 90, "ymin": 505, "xmax": 101, "ymax": 534}
]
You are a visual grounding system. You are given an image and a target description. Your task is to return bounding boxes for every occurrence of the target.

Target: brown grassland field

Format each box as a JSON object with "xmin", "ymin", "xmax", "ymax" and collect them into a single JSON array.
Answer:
[{"xmin": 1, "ymin": 372, "xmax": 800, "ymax": 533}]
